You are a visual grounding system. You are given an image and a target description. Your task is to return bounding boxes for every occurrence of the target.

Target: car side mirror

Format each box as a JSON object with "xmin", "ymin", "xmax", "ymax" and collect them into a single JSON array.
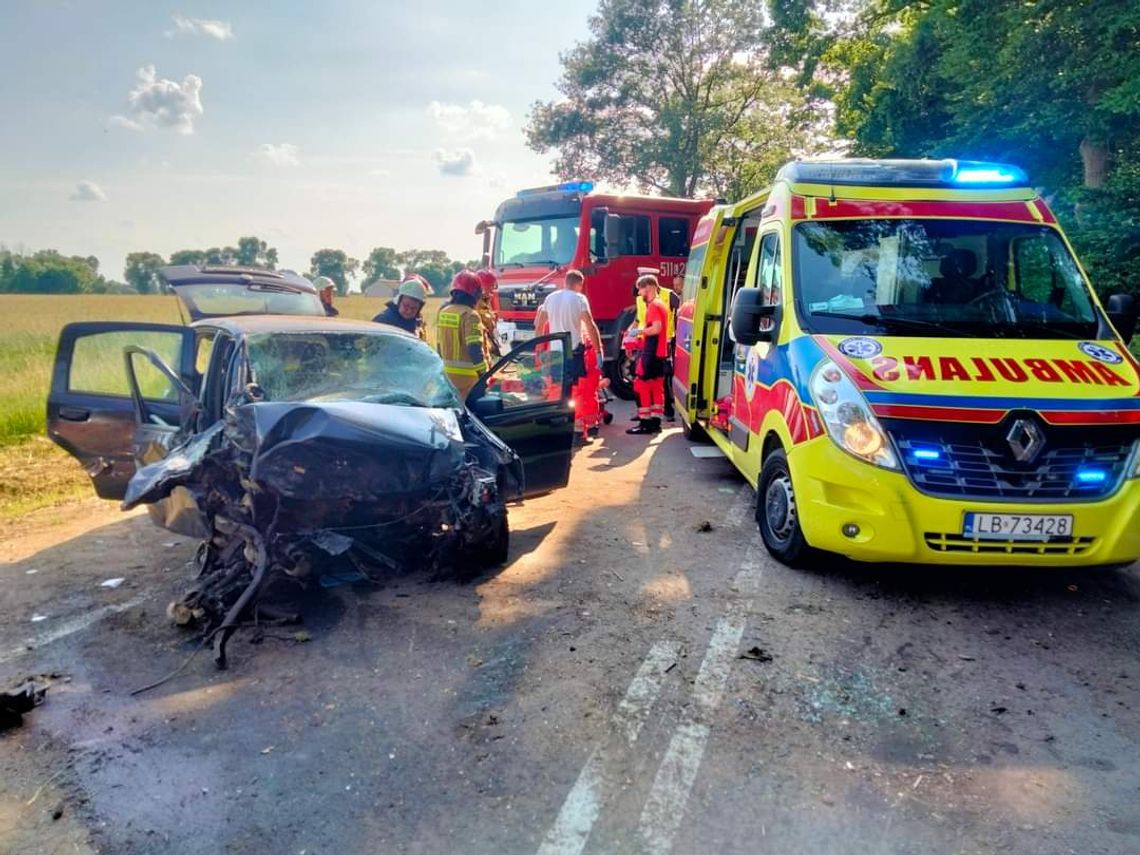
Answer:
[
  {"xmin": 1106, "ymin": 293, "xmax": 1137, "ymax": 344},
  {"xmin": 730, "ymin": 288, "xmax": 778, "ymax": 346},
  {"xmin": 468, "ymin": 393, "xmax": 504, "ymax": 418},
  {"xmin": 603, "ymin": 213, "xmax": 624, "ymax": 259}
]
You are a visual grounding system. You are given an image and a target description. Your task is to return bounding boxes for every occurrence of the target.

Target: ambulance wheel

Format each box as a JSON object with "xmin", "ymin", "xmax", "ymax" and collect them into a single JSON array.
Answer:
[
  {"xmin": 756, "ymin": 449, "xmax": 813, "ymax": 567},
  {"xmin": 682, "ymin": 416, "xmax": 710, "ymax": 443}
]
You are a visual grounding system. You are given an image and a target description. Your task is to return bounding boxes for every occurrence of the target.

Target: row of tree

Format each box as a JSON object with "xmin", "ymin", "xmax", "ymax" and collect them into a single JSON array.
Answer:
[
  {"xmin": 0, "ymin": 238, "xmax": 475, "ymax": 296},
  {"xmin": 527, "ymin": 0, "xmax": 1140, "ymax": 297},
  {"xmin": 0, "ymin": 249, "xmax": 127, "ymax": 294}
]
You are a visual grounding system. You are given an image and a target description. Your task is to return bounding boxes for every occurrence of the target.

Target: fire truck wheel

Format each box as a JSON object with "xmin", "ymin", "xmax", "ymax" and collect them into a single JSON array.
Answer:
[
  {"xmin": 608, "ymin": 351, "xmax": 637, "ymax": 400},
  {"xmin": 756, "ymin": 449, "xmax": 813, "ymax": 567}
]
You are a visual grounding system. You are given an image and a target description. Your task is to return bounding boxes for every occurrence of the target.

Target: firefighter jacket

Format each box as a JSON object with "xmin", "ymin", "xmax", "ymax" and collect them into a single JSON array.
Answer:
[
  {"xmin": 436, "ymin": 298, "xmax": 489, "ymax": 394},
  {"xmin": 476, "ymin": 296, "xmax": 502, "ymax": 358}
]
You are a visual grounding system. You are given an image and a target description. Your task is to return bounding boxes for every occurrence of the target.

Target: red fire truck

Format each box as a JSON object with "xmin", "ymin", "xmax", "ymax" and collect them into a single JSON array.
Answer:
[{"xmin": 475, "ymin": 181, "xmax": 713, "ymax": 398}]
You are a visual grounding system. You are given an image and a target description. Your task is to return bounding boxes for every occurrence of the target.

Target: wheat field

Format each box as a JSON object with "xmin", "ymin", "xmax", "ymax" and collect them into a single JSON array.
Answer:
[{"xmin": 0, "ymin": 293, "xmax": 440, "ymax": 516}]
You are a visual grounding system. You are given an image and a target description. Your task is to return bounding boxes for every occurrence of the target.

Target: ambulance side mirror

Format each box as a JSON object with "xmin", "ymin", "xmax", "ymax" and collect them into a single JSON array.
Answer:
[
  {"xmin": 1106, "ymin": 293, "xmax": 1137, "ymax": 344},
  {"xmin": 731, "ymin": 288, "xmax": 778, "ymax": 346}
]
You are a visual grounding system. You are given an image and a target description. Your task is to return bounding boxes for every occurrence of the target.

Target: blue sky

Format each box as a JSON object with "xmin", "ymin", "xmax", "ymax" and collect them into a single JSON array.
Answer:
[{"xmin": 0, "ymin": 1, "xmax": 597, "ymax": 283}]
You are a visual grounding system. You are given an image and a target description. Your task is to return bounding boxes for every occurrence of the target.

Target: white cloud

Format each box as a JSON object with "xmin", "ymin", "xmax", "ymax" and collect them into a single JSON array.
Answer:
[
  {"xmin": 254, "ymin": 143, "xmax": 301, "ymax": 167},
  {"xmin": 368, "ymin": 168, "xmax": 391, "ymax": 178},
  {"xmin": 433, "ymin": 148, "xmax": 477, "ymax": 177},
  {"xmin": 112, "ymin": 66, "xmax": 204, "ymax": 134},
  {"xmin": 69, "ymin": 180, "xmax": 106, "ymax": 202},
  {"xmin": 428, "ymin": 100, "xmax": 510, "ymax": 140},
  {"xmin": 170, "ymin": 14, "xmax": 234, "ymax": 41}
]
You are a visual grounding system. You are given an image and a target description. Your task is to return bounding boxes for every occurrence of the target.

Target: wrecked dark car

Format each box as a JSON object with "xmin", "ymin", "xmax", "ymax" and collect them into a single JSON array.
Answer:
[{"xmin": 47, "ymin": 266, "xmax": 574, "ymax": 666}]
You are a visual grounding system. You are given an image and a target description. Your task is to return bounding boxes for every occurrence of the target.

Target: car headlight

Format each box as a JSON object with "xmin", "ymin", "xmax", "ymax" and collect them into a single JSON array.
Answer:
[{"xmin": 810, "ymin": 360, "xmax": 899, "ymax": 470}]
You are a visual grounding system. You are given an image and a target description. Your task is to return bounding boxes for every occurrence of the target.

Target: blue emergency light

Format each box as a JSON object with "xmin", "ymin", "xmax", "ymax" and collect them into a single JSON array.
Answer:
[
  {"xmin": 776, "ymin": 159, "xmax": 1029, "ymax": 189},
  {"xmin": 912, "ymin": 448, "xmax": 943, "ymax": 462},
  {"xmin": 950, "ymin": 161, "xmax": 1027, "ymax": 185},
  {"xmin": 1075, "ymin": 468, "xmax": 1108, "ymax": 485},
  {"xmin": 517, "ymin": 181, "xmax": 594, "ymax": 198}
]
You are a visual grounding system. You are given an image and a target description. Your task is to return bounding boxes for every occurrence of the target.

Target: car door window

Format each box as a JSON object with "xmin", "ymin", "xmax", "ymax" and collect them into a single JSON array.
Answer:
[
  {"xmin": 70, "ymin": 329, "xmax": 185, "ymax": 398},
  {"xmin": 479, "ymin": 341, "xmax": 568, "ymax": 411}
]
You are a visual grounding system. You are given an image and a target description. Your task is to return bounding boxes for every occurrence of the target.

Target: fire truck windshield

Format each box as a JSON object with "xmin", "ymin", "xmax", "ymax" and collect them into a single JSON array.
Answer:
[
  {"xmin": 495, "ymin": 215, "xmax": 581, "ymax": 267},
  {"xmin": 793, "ymin": 219, "xmax": 1100, "ymax": 339}
]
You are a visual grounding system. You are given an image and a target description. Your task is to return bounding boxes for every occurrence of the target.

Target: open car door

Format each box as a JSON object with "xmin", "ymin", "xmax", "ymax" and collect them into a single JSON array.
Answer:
[
  {"xmin": 47, "ymin": 322, "xmax": 196, "ymax": 500},
  {"xmin": 466, "ymin": 333, "xmax": 575, "ymax": 498}
]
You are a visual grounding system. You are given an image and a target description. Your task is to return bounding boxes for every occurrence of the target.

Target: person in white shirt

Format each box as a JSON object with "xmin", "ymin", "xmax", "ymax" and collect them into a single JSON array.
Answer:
[{"xmin": 535, "ymin": 269, "xmax": 604, "ymax": 444}]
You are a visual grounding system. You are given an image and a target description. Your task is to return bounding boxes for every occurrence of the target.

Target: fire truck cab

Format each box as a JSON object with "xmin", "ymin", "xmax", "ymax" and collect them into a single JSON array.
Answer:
[
  {"xmin": 676, "ymin": 158, "xmax": 1140, "ymax": 568},
  {"xmin": 477, "ymin": 182, "xmax": 712, "ymax": 398}
]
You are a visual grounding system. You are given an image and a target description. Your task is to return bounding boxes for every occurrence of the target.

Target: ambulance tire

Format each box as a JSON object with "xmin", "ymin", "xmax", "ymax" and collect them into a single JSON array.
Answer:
[
  {"xmin": 681, "ymin": 416, "xmax": 710, "ymax": 443},
  {"xmin": 756, "ymin": 449, "xmax": 815, "ymax": 568}
]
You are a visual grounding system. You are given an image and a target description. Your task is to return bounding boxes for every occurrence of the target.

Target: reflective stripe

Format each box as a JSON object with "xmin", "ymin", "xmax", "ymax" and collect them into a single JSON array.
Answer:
[
  {"xmin": 443, "ymin": 360, "xmax": 487, "ymax": 376},
  {"xmin": 438, "ymin": 313, "xmax": 461, "ymax": 328}
]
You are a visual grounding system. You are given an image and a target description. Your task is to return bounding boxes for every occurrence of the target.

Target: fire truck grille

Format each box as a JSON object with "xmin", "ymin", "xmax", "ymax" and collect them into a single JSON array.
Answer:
[{"xmin": 886, "ymin": 420, "xmax": 1137, "ymax": 503}]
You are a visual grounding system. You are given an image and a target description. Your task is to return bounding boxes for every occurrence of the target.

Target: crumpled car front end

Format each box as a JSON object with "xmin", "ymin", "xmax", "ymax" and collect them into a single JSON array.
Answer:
[{"xmin": 124, "ymin": 397, "xmax": 522, "ymax": 667}]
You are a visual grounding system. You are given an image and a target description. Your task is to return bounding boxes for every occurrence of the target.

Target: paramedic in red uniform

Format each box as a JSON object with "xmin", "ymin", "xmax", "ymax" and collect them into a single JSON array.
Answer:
[{"xmin": 627, "ymin": 274, "xmax": 669, "ymax": 435}]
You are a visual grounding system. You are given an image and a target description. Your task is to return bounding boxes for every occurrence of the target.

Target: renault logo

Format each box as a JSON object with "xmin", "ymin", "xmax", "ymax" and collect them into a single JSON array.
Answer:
[{"xmin": 1006, "ymin": 418, "xmax": 1045, "ymax": 463}]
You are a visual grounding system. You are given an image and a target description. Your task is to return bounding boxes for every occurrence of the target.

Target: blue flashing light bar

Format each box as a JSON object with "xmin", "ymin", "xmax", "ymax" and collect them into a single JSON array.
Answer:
[
  {"xmin": 517, "ymin": 180, "xmax": 594, "ymax": 198},
  {"xmin": 1076, "ymin": 468, "xmax": 1108, "ymax": 485},
  {"xmin": 776, "ymin": 159, "xmax": 1029, "ymax": 189},
  {"xmin": 912, "ymin": 448, "xmax": 943, "ymax": 462},
  {"xmin": 951, "ymin": 161, "xmax": 1027, "ymax": 185}
]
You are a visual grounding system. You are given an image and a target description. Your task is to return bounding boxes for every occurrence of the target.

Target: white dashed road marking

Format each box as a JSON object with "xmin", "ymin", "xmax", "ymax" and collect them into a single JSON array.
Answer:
[{"xmin": 537, "ymin": 640, "xmax": 683, "ymax": 855}]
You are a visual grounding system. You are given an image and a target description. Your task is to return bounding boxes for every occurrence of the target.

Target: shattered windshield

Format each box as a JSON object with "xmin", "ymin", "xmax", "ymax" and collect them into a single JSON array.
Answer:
[
  {"xmin": 246, "ymin": 331, "xmax": 461, "ymax": 408},
  {"xmin": 793, "ymin": 219, "xmax": 1100, "ymax": 338}
]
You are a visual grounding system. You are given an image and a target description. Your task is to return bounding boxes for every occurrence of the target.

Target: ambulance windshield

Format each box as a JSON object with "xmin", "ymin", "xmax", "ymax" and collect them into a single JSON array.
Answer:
[{"xmin": 793, "ymin": 219, "xmax": 1100, "ymax": 338}]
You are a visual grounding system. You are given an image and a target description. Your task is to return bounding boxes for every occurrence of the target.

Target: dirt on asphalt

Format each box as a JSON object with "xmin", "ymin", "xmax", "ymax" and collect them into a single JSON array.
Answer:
[{"xmin": 2, "ymin": 404, "xmax": 1139, "ymax": 854}]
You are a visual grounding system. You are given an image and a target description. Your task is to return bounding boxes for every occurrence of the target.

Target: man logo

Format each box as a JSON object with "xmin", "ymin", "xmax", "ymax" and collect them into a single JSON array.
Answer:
[{"xmin": 1006, "ymin": 418, "xmax": 1045, "ymax": 463}]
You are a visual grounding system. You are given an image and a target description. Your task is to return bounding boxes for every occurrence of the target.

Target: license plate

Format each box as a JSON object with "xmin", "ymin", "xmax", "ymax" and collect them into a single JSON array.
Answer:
[{"xmin": 963, "ymin": 512, "xmax": 1074, "ymax": 541}]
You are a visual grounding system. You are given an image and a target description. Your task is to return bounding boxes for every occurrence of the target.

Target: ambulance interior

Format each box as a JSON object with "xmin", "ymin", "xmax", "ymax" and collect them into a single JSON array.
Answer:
[{"xmin": 716, "ymin": 217, "xmax": 760, "ymax": 401}]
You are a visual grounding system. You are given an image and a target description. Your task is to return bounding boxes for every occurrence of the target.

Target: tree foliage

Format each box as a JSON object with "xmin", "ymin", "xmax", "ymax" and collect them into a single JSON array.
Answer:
[
  {"xmin": 309, "ymin": 249, "xmax": 359, "ymax": 295},
  {"xmin": 123, "ymin": 251, "xmax": 166, "ymax": 294},
  {"xmin": 766, "ymin": 0, "xmax": 1140, "ymax": 296},
  {"xmin": 527, "ymin": 0, "xmax": 829, "ymax": 198},
  {"xmin": 362, "ymin": 246, "xmax": 401, "ymax": 283},
  {"xmin": 396, "ymin": 249, "xmax": 467, "ymax": 296},
  {"xmin": 0, "ymin": 249, "xmax": 107, "ymax": 294}
]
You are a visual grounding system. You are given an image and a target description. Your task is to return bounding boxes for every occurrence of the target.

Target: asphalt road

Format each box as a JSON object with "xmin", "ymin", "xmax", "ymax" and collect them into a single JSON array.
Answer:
[{"xmin": 2, "ymin": 400, "xmax": 1140, "ymax": 855}]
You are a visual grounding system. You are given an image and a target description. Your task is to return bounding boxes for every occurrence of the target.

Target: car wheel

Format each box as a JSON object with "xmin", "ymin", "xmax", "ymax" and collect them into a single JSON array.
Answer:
[
  {"xmin": 755, "ymin": 449, "xmax": 814, "ymax": 567},
  {"xmin": 608, "ymin": 349, "xmax": 637, "ymax": 400}
]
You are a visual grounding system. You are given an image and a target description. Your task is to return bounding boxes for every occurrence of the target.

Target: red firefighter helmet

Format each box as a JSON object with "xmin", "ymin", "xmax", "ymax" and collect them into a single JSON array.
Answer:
[
  {"xmin": 474, "ymin": 268, "xmax": 498, "ymax": 294},
  {"xmin": 450, "ymin": 269, "xmax": 482, "ymax": 298}
]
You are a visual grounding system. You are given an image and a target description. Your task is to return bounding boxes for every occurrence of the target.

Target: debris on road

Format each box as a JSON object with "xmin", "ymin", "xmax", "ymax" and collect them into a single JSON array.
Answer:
[
  {"xmin": 740, "ymin": 646, "xmax": 774, "ymax": 663},
  {"xmin": 696, "ymin": 520, "xmax": 714, "ymax": 532},
  {"xmin": 1, "ymin": 679, "xmax": 47, "ymax": 732},
  {"xmin": 100, "ymin": 577, "xmax": 125, "ymax": 589}
]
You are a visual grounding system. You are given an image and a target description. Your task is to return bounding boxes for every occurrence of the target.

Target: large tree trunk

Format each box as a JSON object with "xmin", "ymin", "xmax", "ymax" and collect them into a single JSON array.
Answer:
[{"xmin": 1079, "ymin": 136, "xmax": 1107, "ymax": 189}]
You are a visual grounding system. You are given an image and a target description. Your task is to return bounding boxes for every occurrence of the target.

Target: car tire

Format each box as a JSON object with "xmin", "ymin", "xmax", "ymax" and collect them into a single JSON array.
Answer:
[{"xmin": 755, "ymin": 449, "xmax": 815, "ymax": 568}]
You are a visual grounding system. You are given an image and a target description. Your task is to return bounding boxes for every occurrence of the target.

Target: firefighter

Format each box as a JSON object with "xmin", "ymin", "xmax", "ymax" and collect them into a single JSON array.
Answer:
[
  {"xmin": 314, "ymin": 276, "xmax": 339, "ymax": 317},
  {"xmin": 436, "ymin": 269, "xmax": 490, "ymax": 398},
  {"xmin": 372, "ymin": 275, "xmax": 429, "ymax": 340},
  {"xmin": 474, "ymin": 269, "xmax": 502, "ymax": 359},
  {"xmin": 627, "ymin": 274, "xmax": 669, "ymax": 435}
]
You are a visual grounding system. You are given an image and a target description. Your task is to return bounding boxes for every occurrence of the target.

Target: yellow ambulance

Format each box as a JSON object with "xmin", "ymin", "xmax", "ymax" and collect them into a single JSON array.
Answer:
[{"xmin": 674, "ymin": 159, "xmax": 1140, "ymax": 567}]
